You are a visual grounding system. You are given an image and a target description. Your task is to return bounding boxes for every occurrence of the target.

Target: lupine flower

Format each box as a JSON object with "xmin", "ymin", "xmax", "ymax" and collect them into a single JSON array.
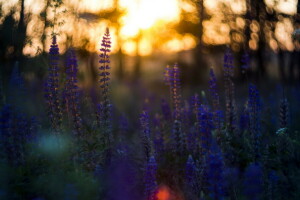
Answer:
[
  {"xmin": 108, "ymin": 145, "xmax": 137, "ymax": 200},
  {"xmin": 152, "ymin": 114, "xmax": 165, "ymax": 158},
  {"xmin": 198, "ymin": 105, "xmax": 213, "ymax": 153},
  {"xmin": 184, "ymin": 155, "xmax": 201, "ymax": 199},
  {"xmin": 161, "ymin": 99, "xmax": 171, "ymax": 121},
  {"xmin": 189, "ymin": 94, "xmax": 201, "ymax": 151},
  {"xmin": 239, "ymin": 105, "xmax": 250, "ymax": 133},
  {"xmin": 248, "ymin": 83, "xmax": 261, "ymax": 160},
  {"xmin": 241, "ymin": 51, "xmax": 250, "ymax": 72},
  {"xmin": 267, "ymin": 94, "xmax": 277, "ymax": 130},
  {"xmin": 108, "ymin": 158, "xmax": 138, "ymax": 200},
  {"xmin": 0, "ymin": 104, "xmax": 37, "ymax": 165},
  {"xmin": 140, "ymin": 110, "xmax": 151, "ymax": 139},
  {"xmin": 64, "ymin": 48, "xmax": 82, "ymax": 135},
  {"xmin": 279, "ymin": 97, "xmax": 289, "ymax": 129},
  {"xmin": 163, "ymin": 65, "xmax": 171, "ymax": 86},
  {"xmin": 44, "ymin": 35, "xmax": 62, "ymax": 133},
  {"xmin": 209, "ymin": 68, "xmax": 220, "ymax": 111},
  {"xmin": 119, "ymin": 114, "xmax": 129, "ymax": 136},
  {"xmin": 140, "ymin": 110, "xmax": 152, "ymax": 162},
  {"xmin": 209, "ymin": 68, "xmax": 223, "ymax": 133},
  {"xmin": 191, "ymin": 93, "xmax": 200, "ymax": 119},
  {"xmin": 164, "ymin": 63, "xmax": 182, "ymax": 120},
  {"xmin": 171, "ymin": 63, "xmax": 182, "ymax": 120},
  {"xmin": 153, "ymin": 126, "xmax": 164, "ymax": 158},
  {"xmin": 207, "ymin": 142, "xmax": 225, "ymax": 200},
  {"xmin": 243, "ymin": 163, "xmax": 263, "ymax": 200},
  {"xmin": 182, "ymin": 100, "xmax": 193, "ymax": 128},
  {"xmin": 185, "ymin": 155, "xmax": 197, "ymax": 188},
  {"xmin": 171, "ymin": 120, "xmax": 186, "ymax": 155},
  {"xmin": 99, "ymin": 27, "xmax": 112, "ymax": 145},
  {"xmin": 223, "ymin": 48, "xmax": 237, "ymax": 134},
  {"xmin": 186, "ymin": 126, "xmax": 197, "ymax": 153},
  {"xmin": 223, "ymin": 47, "xmax": 234, "ymax": 78},
  {"xmin": 144, "ymin": 156, "xmax": 158, "ymax": 200}
]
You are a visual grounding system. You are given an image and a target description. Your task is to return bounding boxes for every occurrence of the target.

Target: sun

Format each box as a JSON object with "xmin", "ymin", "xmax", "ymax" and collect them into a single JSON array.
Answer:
[{"xmin": 119, "ymin": 0, "xmax": 180, "ymax": 37}]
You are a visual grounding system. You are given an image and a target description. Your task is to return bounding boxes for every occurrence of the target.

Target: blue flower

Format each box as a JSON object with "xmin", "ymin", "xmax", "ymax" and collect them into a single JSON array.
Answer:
[{"xmin": 144, "ymin": 156, "xmax": 158, "ymax": 200}]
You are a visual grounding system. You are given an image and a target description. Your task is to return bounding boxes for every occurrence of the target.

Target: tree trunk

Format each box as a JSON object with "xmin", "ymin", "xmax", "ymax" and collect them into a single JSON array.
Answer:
[
  {"xmin": 278, "ymin": 49, "xmax": 285, "ymax": 82},
  {"xmin": 15, "ymin": 0, "xmax": 26, "ymax": 62},
  {"xmin": 192, "ymin": 0, "xmax": 206, "ymax": 85},
  {"xmin": 133, "ymin": 30, "xmax": 142, "ymax": 80},
  {"xmin": 256, "ymin": 0, "xmax": 267, "ymax": 79},
  {"xmin": 42, "ymin": 0, "xmax": 51, "ymax": 52}
]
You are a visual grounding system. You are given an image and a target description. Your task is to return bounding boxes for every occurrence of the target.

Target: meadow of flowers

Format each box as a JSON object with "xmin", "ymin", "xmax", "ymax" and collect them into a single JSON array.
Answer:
[{"xmin": 1, "ymin": 26, "xmax": 300, "ymax": 200}]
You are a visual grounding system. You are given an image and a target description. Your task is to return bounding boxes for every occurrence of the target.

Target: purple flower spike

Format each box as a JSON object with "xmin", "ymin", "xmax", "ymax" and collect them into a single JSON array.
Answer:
[
  {"xmin": 241, "ymin": 51, "xmax": 250, "ymax": 70},
  {"xmin": 64, "ymin": 48, "xmax": 82, "ymax": 135},
  {"xmin": 279, "ymin": 98, "xmax": 289, "ymax": 129},
  {"xmin": 207, "ymin": 142, "xmax": 225, "ymax": 200},
  {"xmin": 224, "ymin": 47, "xmax": 234, "ymax": 78},
  {"xmin": 144, "ymin": 156, "xmax": 158, "ymax": 200},
  {"xmin": 223, "ymin": 47, "xmax": 237, "ymax": 134},
  {"xmin": 209, "ymin": 68, "xmax": 223, "ymax": 132},
  {"xmin": 165, "ymin": 63, "xmax": 182, "ymax": 121},
  {"xmin": 44, "ymin": 35, "xmax": 62, "ymax": 133},
  {"xmin": 198, "ymin": 105, "xmax": 213, "ymax": 152},
  {"xmin": 140, "ymin": 110, "xmax": 152, "ymax": 162},
  {"xmin": 99, "ymin": 28, "xmax": 113, "ymax": 146},
  {"xmin": 248, "ymin": 83, "xmax": 261, "ymax": 160},
  {"xmin": 185, "ymin": 155, "xmax": 197, "ymax": 184}
]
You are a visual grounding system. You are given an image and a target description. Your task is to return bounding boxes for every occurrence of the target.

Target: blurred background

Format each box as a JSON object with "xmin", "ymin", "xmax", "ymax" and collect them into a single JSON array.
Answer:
[
  {"xmin": 0, "ymin": 0, "xmax": 300, "ymax": 90},
  {"xmin": 1, "ymin": 2, "xmax": 300, "ymax": 200}
]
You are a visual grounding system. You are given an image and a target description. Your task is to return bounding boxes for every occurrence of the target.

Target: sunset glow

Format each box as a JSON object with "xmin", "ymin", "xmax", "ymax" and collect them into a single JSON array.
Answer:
[
  {"xmin": 1, "ymin": 0, "xmax": 299, "ymax": 56},
  {"xmin": 119, "ymin": 0, "xmax": 180, "ymax": 37}
]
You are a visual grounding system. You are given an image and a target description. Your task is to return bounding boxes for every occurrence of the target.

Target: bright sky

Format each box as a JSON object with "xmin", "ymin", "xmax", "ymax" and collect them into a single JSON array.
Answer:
[
  {"xmin": 119, "ymin": 0, "xmax": 180, "ymax": 36},
  {"xmin": 0, "ymin": 0, "xmax": 298, "ymax": 56}
]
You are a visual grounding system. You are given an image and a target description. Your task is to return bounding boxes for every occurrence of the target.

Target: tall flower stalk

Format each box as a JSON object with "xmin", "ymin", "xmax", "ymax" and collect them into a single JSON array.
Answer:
[
  {"xmin": 223, "ymin": 47, "xmax": 237, "ymax": 134},
  {"xmin": 185, "ymin": 155, "xmax": 196, "ymax": 183},
  {"xmin": 144, "ymin": 156, "xmax": 158, "ymax": 200},
  {"xmin": 44, "ymin": 35, "xmax": 62, "ymax": 133},
  {"xmin": 171, "ymin": 119, "xmax": 186, "ymax": 155},
  {"xmin": 99, "ymin": 28, "xmax": 112, "ymax": 145},
  {"xmin": 164, "ymin": 63, "xmax": 186, "ymax": 154},
  {"xmin": 248, "ymin": 83, "xmax": 261, "ymax": 160},
  {"xmin": 140, "ymin": 110, "xmax": 152, "ymax": 162},
  {"xmin": 198, "ymin": 105, "xmax": 213, "ymax": 154},
  {"xmin": 164, "ymin": 63, "xmax": 182, "ymax": 121},
  {"xmin": 209, "ymin": 68, "xmax": 222, "ymax": 135},
  {"xmin": 279, "ymin": 95, "xmax": 289, "ymax": 129},
  {"xmin": 64, "ymin": 48, "xmax": 82, "ymax": 135},
  {"xmin": 207, "ymin": 142, "xmax": 225, "ymax": 200}
]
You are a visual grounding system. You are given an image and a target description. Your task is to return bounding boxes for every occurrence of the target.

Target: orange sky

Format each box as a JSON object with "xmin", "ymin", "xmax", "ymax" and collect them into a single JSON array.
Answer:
[{"xmin": 0, "ymin": 0, "xmax": 298, "ymax": 56}]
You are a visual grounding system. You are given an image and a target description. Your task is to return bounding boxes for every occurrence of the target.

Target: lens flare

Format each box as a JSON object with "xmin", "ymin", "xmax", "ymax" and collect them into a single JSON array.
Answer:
[{"xmin": 156, "ymin": 186, "xmax": 170, "ymax": 200}]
